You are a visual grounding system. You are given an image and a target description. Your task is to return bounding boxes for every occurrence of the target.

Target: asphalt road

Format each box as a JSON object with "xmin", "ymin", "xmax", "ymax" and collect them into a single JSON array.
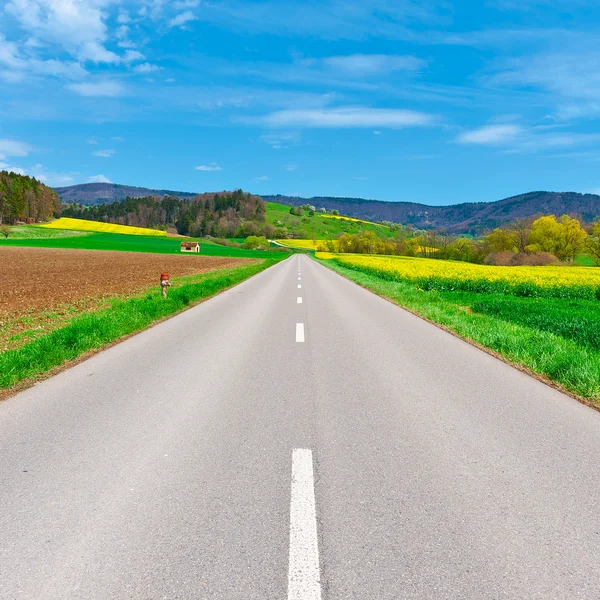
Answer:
[{"xmin": 1, "ymin": 254, "xmax": 600, "ymax": 599}]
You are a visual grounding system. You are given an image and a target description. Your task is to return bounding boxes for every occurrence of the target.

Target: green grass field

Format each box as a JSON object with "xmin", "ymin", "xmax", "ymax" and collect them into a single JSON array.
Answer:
[
  {"xmin": 1, "ymin": 225, "xmax": 93, "ymax": 239},
  {"xmin": 319, "ymin": 258, "xmax": 600, "ymax": 406},
  {"xmin": 0, "ymin": 226, "xmax": 289, "ymax": 258},
  {"xmin": 265, "ymin": 202, "xmax": 394, "ymax": 239}
]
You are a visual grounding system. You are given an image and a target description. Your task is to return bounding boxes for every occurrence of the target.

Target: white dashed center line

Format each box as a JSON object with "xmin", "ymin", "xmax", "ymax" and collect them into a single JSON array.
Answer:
[
  {"xmin": 297, "ymin": 297, "xmax": 303, "ymax": 304},
  {"xmin": 295, "ymin": 323, "xmax": 305, "ymax": 343},
  {"xmin": 298, "ymin": 284, "xmax": 302, "ymax": 289},
  {"xmin": 288, "ymin": 449, "xmax": 322, "ymax": 600}
]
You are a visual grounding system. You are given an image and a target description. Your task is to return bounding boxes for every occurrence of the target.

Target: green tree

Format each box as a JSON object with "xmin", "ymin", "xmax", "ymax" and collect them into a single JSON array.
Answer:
[
  {"xmin": 485, "ymin": 228, "xmax": 517, "ymax": 253},
  {"xmin": 586, "ymin": 219, "xmax": 600, "ymax": 266}
]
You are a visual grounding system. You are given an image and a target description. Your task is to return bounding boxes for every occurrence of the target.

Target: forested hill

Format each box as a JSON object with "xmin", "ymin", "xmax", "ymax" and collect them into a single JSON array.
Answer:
[
  {"xmin": 62, "ymin": 190, "xmax": 267, "ymax": 237},
  {"xmin": 55, "ymin": 182, "xmax": 196, "ymax": 205},
  {"xmin": 265, "ymin": 191, "xmax": 600, "ymax": 234},
  {"xmin": 0, "ymin": 171, "xmax": 61, "ymax": 224},
  {"xmin": 55, "ymin": 182, "xmax": 600, "ymax": 234}
]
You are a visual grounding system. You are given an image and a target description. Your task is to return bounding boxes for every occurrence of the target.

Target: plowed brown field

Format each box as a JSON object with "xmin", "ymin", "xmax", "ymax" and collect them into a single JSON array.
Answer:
[{"xmin": 1, "ymin": 247, "xmax": 249, "ymax": 315}]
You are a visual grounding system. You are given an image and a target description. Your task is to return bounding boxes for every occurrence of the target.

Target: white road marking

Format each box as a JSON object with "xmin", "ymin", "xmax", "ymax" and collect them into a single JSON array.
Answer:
[
  {"xmin": 298, "ymin": 284, "xmax": 302, "ymax": 289},
  {"xmin": 295, "ymin": 323, "xmax": 305, "ymax": 343},
  {"xmin": 297, "ymin": 297, "xmax": 303, "ymax": 304},
  {"xmin": 288, "ymin": 449, "xmax": 321, "ymax": 600},
  {"xmin": 298, "ymin": 277, "xmax": 301, "ymax": 281}
]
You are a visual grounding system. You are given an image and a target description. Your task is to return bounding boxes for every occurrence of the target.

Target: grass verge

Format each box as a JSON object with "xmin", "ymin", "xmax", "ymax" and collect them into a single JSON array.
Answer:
[
  {"xmin": 0, "ymin": 259, "xmax": 280, "ymax": 394},
  {"xmin": 318, "ymin": 258, "xmax": 600, "ymax": 408}
]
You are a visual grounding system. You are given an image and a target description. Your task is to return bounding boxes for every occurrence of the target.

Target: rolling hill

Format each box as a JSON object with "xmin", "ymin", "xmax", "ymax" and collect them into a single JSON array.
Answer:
[
  {"xmin": 54, "ymin": 182, "xmax": 196, "ymax": 205},
  {"xmin": 54, "ymin": 183, "xmax": 600, "ymax": 234},
  {"xmin": 264, "ymin": 192, "xmax": 600, "ymax": 234}
]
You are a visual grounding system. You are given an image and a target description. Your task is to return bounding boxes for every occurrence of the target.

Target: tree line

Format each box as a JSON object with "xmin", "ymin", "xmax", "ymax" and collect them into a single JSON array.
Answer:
[
  {"xmin": 62, "ymin": 190, "xmax": 273, "ymax": 238},
  {"xmin": 0, "ymin": 171, "xmax": 62, "ymax": 224},
  {"xmin": 319, "ymin": 214, "xmax": 600, "ymax": 265}
]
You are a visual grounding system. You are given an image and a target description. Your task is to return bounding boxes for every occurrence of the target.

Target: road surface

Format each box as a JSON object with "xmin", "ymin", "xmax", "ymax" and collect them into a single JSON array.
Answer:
[{"xmin": 1, "ymin": 254, "xmax": 599, "ymax": 599}]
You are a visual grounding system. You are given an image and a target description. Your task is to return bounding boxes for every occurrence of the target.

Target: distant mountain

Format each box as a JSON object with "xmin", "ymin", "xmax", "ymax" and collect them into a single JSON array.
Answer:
[
  {"xmin": 54, "ymin": 183, "xmax": 197, "ymax": 205},
  {"xmin": 54, "ymin": 183, "xmax": 600, "ymax": 234},
  {"xmin": 264, "ymin": 191, "xmax": 600, "ymax": 234}
]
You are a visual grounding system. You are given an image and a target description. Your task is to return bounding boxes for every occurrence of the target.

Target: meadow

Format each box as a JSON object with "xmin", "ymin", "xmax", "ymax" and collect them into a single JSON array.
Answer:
[
  {"xmin": 1, "ymin": 225, "xmax": 288, "ymax": 258},
  {"xmin": 266, "ymin": 202, "xmax": 393, "ymax": 239},
  {"xmin": 317, "ymin": 253, "xmax": 600, "ymax": 405}
]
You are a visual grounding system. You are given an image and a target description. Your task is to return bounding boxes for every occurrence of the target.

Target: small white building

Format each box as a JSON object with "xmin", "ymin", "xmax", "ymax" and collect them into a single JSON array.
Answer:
[{"xmin": 180, "ymin": 241, "xmax": 200, "ymax": 253}]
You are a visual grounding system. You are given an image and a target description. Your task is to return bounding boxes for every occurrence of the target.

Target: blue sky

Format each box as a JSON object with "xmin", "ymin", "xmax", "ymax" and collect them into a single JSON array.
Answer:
[{"xmin": 2, "ymin": 0, "xmax": 600, "ymax": 205}]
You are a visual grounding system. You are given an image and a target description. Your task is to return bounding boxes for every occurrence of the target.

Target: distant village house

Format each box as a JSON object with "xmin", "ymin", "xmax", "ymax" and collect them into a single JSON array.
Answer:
[{"xmin": 180, "ymin": 241, "xmax": 200, "ymax": 253}]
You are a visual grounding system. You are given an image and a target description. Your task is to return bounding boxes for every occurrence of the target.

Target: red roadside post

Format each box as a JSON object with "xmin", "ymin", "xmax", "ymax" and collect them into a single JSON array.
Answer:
[{"xmin": 160, "ymin": 272, "xmax": 171, "ymax": 298}]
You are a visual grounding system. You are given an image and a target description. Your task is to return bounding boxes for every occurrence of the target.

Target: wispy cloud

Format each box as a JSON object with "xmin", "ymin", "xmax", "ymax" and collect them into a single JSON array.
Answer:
[
  {"xmin": 198, "ymin": 0, "xmax": 449, "ymax": 39},
  {"xmin": 67, "ymin": 80, "xmax": 127, "ymax": 97},
  {"xmin": 195, "ymin": 163, "xmax": 222, "ymax": 171},
  {"xmin": 260, "ymin": 131, "xmax": 301, "ymax": 149},
  {"xmin": 316, "ymin": 54, "xmax": 425, "ymax": 75},
  {"xmin": 123, "ymin": 50, "xmax": 145, "ymax": 63},
  {"xmin": 169, "ymin": 11, "xmax": 197, "ymax": 28},
  {"xmin": 457, "ymin": 122, "xmax": 600, "ymax": 152},
  {"xmin": 88, "ymin": 174, "xmax": 112, "ymax": 183},
  {"xmin": 254, "ymin": 175, "xmax": 269, "ymax": 182},
  {"xmin": 457, "ymin": 124, "xmax": 522, "ymax": 144},
  {"xmin": 284, "ymin": 164, "xmax": 298, "ymax": 171},
  {"xmin": 0, "ymin": 34, "xmax": 87, "ymax": 82},
  {"xmin": 260, "ymin": 107, "xmax": 437, "ymax": 128},
  {"xmin": 0, "ymin": 138, "xmax": 33, "ymax": 160},
  {"xmin": 93, "ymin": 149, "xmax": 116, "ymax": 158},
  {"xmin": 133, "ymin": 62, "xmax": 161, "ymax": 74}
]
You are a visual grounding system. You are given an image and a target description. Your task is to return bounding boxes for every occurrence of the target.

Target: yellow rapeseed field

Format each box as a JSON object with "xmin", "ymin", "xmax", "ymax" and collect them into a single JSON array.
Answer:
[
  {"xmin": 276, "ymin": 239, "xmax": 319, "ymax": 249},
  {"xmin": 321, "ymin": 214, "xmax": 385, "ymax": 226},
  {"xmin": 42, "ymin": 218, "xmax": 166, "ymax": 237},
  {"xmin": 317, "ymin": 253, "xmax": 600, "ymax": 299}
]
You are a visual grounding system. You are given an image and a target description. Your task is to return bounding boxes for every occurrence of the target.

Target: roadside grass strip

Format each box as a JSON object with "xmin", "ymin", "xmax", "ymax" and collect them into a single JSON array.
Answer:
[
  {"xmin": 319, "ymin": 259, "xmax": 600, "ymax": 405},
  {"xmin": 0, "ymin": 260, "xmax": 279, "ymax": 391}
]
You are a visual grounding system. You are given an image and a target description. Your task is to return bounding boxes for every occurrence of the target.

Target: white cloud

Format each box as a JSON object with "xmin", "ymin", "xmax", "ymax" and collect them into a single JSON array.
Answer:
[
  {"xmin": 0, "ymin": 34, "xmax": 87, "ymax": 80},
  {"xmin": 373, "ymin": 130, "xmax": 382, "ymax": 135},
  {"xmin": 195, "ymin": 163, "xmax": 222, "ymax": 171},
  {"xmin": 319, "ymin": 54, "xmax": 425, "ymax": 75},
  {"xmin": 0, "ymin": 138, "xmax": 33, "ymax": 160},
  {"xmin": 133, "ymin": 62, "xmax": 161, "ymax": 73},
  {"xmin": 67, "ymin": 80, "xmax": 127, "ymax": 97},
  {"xmin": 169, "ymin": 10, "xmax": 196, "ymax": 28},
  {"xmin": 88, "ymin": 174, "xmax": 111, "ymax": 183},
  {"xmin": 87, "ymin": 137, "xmax": 98, "ymax": 144},
  {"xmin": 6, "ymin": 0, "xmax": 120, "ymax": 64},
  {"xmin": 457, "ymin": 124, "xmax": 522, "ymax": 144},
  {"xmin": 456, "ymin": 123, "xmax": 600, "ymax": 153},
  {"xmin": 261, "ymin": 107, "xmax": 437, "ymax": 128},
  {"xmin": 0, "ymin": 162, "xmax": 26, "ymax": 175},
  {"xmin": 93, "ymin": 149, "xmax": 115, "ymax": 158},
  {"xmin": 173, "ymin": 0, "xmax": 200, "ymax": 9},
  {"xmin": 284, "ymin": 164, "xmax": 297, "ymax": 171},
  {"xmin": 254, "ymin": 175, "xmax": 269, "ymax": 182},
  {"xmin": 117, "ymin": 9, "xmax": 131, "ymax": 24},
  {"xmin": 123, "ymin": 50, "xmax": 145, "ymax": 63}
]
